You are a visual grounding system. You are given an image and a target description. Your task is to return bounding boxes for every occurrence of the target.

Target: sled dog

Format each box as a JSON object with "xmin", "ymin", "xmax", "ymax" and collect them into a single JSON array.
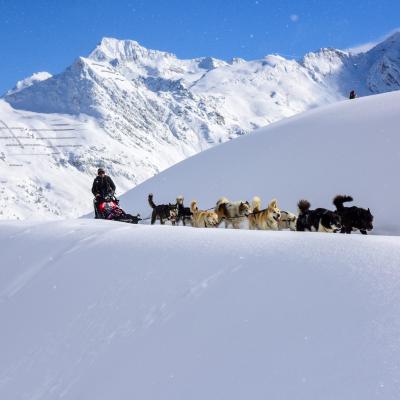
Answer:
[
  {"xmin": 296, "ymin": 200, "xmax": 341, "ymax": 233},
  {"xmin": 248, "ymin": 196, "xmax": 281, "ymax": 230},
  {"xmin": 175, "ymin": 195, "xmax": 193, "ymax": 226},
  {"xmin": 333, "ymin": 195, "xmax": 373, "ymax": 234},
  {"xmin": 190, "ymin": 201, "xmax": 219, "ymax": 228},
  {"xmin": 215, "ymin": 197, "xmax": 251, "ymax": 229},
  {"xmin": 278, "ymin": 211, "xmax": 297, "ymax": 231},
  {"xmin": 148, "ymin": 193, "xmax": 178, "ymax": 225}
]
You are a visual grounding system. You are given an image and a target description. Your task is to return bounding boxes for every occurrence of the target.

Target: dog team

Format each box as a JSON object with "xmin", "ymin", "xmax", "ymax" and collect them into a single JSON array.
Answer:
[{"xmin": 148, "ymin": 193, "xmax": 374, "ymax": 234}]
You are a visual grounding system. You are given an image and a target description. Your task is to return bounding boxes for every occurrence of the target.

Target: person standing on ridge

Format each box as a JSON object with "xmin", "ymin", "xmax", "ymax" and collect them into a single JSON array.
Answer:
[
  {"xmin": 349, "ymin": 90, "xmax": 357, "ymax": 99},
  {"xmin": 92, "ymin": 168, "xmax": 116, "ymax": 218}
]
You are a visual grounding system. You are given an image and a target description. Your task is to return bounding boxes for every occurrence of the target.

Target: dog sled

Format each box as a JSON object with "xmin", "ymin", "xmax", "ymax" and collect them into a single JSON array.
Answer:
[{"xmin": 94, "ymin": 195, "xmax": 141, "ymax": 224}]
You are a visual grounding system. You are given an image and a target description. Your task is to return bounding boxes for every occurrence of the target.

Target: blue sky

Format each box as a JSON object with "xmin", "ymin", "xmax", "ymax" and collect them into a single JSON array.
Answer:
[{"xmin": 0, "ymin": 0, "xmax": 399, "ymax": 94}]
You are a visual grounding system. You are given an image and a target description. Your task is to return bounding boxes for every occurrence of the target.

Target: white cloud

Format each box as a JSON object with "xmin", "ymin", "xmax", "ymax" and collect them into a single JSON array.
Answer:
[{"xmin": 290, "ymin": 14, "xmax": 299, "ymax": 22}]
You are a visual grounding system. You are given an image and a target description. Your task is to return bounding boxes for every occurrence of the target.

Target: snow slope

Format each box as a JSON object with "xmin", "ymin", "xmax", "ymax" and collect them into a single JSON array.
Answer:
[
  {"xmin": 0, "ymin": 101, "xmax": 157, "ymax": 219},
  {"xmin": 120, "ymin": 90, "xmax": 400, "ymax": 235},
  {"xmin": 1, "ymin": 219, "xmax": 400, "ymax": 399},
  {"xmin": 2, "ymin": 33, "xmax": 400, "ymax": 220}
]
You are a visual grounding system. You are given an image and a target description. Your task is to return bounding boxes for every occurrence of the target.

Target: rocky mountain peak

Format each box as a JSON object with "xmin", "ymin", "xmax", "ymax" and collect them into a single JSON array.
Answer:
[{"xmin": 89, "ymin": 37, "xmax": 175, "ymax": 65}]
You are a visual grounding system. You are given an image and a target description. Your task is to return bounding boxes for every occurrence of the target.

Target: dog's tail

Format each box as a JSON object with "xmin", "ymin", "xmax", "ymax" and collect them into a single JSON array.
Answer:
[
  {"xmin": 190, "ymin": 200, "xmax": 198, "ymax": 213},
  {"xmin": 268, "ymin": 198, "xmax": 279, "ymax": 210},
  {"xmin": 333, "ymin": 195, "xmax": 353, "ymax": 210},
  {"xmin": 215, "ymin": 196, "xmax": 229, "ymax": 211},
  {"xmin": 297, "ymin": 199, "xmax": 311, "ymax": 214},
  {"xmin": 148, "ymin": 193, "xmax": 157, "ymax": 209},
  {"xmin": 252, "ymin": 196, "xmax": 262, "ymax": 212}
]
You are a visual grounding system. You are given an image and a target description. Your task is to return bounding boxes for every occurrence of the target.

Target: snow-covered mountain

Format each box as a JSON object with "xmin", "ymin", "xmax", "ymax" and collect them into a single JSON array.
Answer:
[{"xmin": 2, "ymin": 32, "xmax": 400, "ymax": 219}]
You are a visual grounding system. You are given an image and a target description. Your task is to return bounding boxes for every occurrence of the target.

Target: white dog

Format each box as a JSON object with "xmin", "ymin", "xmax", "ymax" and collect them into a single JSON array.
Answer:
[
  {"xmin": 278, "ymin": 210, "xmax": 297, "ymax": 231},
  {"xmin": 215, "ymin": 197, "xmax": 251, "ymax": 229}
]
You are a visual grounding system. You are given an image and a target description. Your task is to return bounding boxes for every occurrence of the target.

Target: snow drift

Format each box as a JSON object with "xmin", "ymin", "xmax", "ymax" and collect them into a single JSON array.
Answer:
[
  {"xmin": 120, "ymin": 90, "xmax": 400, "ymax": 235},
  {"xmin": 1, "ymin": 219, "xmax": 400, "ymax": 399}
]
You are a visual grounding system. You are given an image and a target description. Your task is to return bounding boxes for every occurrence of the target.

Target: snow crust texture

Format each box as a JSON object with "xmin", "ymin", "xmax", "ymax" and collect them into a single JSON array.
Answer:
[{"xmin": 1, "ymin": 33, "xmax": 400, "ymax": 219}]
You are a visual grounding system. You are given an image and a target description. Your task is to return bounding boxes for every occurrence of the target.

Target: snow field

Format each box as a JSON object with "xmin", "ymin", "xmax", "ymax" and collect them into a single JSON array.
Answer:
[{"xmin": 1, "ymin": 219, "xmax": 400, "ymax": 399}]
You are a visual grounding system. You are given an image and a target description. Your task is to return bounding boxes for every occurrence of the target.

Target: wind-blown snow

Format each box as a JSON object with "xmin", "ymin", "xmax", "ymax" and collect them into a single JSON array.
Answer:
[
  {"xmin": 120, "ymin": 90, "xmax": 400, "ymax": 235},
  {"xmin": 1, "ymin": 33, "xmax": 400, "ymax": 219},
  {"xmin": 0, "ymin": 219, "xmax": 400, "ymax": 399},
  {"xmin": 347, "ymin": 29, "xmax": 400, "ymax": 55},
  {"xmin": 5, "ymin": 72, "xmax": 52, "ymax": 96}
]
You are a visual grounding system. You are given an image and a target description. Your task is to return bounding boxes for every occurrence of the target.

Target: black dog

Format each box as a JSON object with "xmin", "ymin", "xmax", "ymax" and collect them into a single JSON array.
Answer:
[
  {"xmin": 333, "ymin": 195, "xmax": 373, "ymax": 235},
  {"xmin": 148, "ymin": 193, "xmax": 178, "ymax": 225},
  {"xmin": 175, "ymin": 196, "xmax": 193, "ymax": 226},
  {"xmin": 296, "ymin": 200, "xmax": 342, "ymax": 233}
]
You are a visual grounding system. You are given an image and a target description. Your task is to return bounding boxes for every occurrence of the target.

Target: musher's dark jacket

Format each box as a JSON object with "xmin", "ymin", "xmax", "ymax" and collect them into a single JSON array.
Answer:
[{"xmin": 91, "ymin": 175, "xmax": 116, "ymax": 198}]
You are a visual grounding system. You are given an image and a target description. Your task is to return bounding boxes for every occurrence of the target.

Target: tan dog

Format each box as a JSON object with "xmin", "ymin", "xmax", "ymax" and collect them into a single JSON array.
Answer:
[
  {"xmin": 248, "ymin": 196, "xmax": 281, "ymax": 230},
  {"xmin": 190, "ymin": 201, "xmax": 219, "ymax": 228},
  {"xmin": 278, "ymin": 210, "xmax": 297, "ymax": 231},
  {"xmin": 215, "ymin": 197, "xmax": 251, "ymax": 229}
]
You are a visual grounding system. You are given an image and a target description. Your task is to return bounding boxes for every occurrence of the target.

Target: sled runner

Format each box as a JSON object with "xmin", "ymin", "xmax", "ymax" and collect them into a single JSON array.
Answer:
[{"xmin": 95, "ymin": 195, "xmax": 141, "ymax": 224}]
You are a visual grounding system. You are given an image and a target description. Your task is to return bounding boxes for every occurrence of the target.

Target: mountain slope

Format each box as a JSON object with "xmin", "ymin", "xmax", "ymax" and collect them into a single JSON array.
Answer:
[
  {"xmin": 0, "ymin": 100, "xmax": 175, "ymax": 219},
  {"xmin": 2, "ymin": 33, "xmax": 400, "ymax": 219},
  {"xmin": 120, "ymin": 90, "xmax": 400, "ymax": 235},
  {"xmin": 1, "ymin": 220, "xmax": 400, "ymax": 399}
]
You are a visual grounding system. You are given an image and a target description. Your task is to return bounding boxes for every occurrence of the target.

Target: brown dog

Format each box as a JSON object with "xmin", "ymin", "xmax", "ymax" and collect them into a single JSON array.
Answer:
[
  {"xmin": 248, "ymin": 196, "xmax": 281, "ymax": 230},
  {"xmin": 191, "ymin": 201, "xmax": 219, "ymax": 228}
]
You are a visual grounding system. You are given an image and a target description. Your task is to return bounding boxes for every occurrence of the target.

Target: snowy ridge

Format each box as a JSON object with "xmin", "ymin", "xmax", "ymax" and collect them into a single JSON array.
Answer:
[
  {"xmin": 2, "ymin": 33, "xmax": 400, "ymax": 219},
  {"xmin": 121, "ymin": 90, "xmax": 400, "ymax": 235},
  {"xmin": 1, "ymin": 220, "xmax": 400, "ymax": 399}
]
